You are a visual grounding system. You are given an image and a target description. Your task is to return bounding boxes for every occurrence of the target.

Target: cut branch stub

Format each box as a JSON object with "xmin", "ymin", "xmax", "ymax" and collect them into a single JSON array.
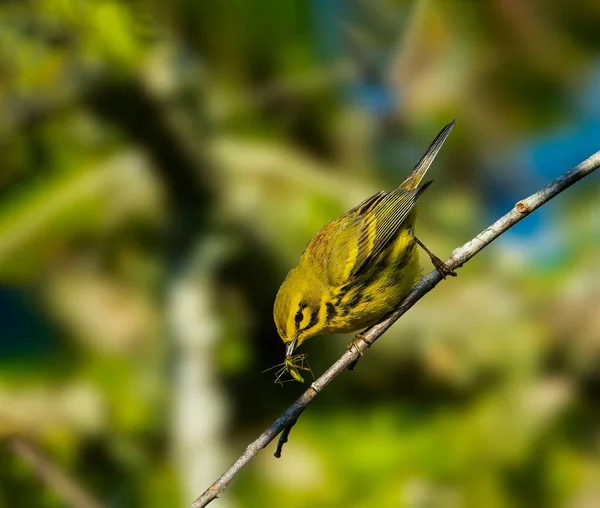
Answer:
[{"xmin": 515, "ymin": 200, "xmax": 529, "ymax": 213}]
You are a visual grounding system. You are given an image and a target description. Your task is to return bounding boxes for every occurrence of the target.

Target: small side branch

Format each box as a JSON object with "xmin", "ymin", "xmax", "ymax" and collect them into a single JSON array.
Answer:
[
  {"xmin": 274, "ymin": 416, "xmax": 299, "ymax": 459},
  {"xmin": 190, "ymin": 150, "xmax": 600, "ymax": 508}
]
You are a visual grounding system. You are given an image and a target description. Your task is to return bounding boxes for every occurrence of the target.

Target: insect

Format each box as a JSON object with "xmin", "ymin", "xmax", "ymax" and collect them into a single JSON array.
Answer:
[
  {"xmin": 273, "ymin": 120, "xmax": 457, "ymax": 381},
  {"xmin": 263, "ymin": 353, "xmax": 313, "ymax": 385}
]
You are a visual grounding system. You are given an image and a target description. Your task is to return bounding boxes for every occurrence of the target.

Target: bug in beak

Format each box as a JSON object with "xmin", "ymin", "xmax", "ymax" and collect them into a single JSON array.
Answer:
[
  {"xmin": 285, "ymin": 337, "xmax": 297, "ymax": 358},
  {"xmin": 283, "ymin": 337, "xmax": 311, "ymax": 383}
]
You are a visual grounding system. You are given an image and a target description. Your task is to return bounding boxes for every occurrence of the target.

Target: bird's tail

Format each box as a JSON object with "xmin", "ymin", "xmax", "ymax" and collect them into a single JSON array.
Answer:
[{"xmin": 400, "ymin": 119, "xmax": 457, "ymax": 191}]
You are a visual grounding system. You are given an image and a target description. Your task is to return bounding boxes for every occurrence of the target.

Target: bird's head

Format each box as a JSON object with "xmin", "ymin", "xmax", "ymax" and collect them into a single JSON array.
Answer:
[{"xmin": 273, "ymin": 266, "xmax": 327, "ymax": 357}]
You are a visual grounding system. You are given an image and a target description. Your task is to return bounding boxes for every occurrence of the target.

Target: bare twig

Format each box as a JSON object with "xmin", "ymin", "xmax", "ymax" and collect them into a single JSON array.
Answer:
[
  {"xmin": 274, "ymin": 411, "xmax": 303, "ymax": 459},
  {"xmin": 6, "ymin": 436, "xmax": 103, "ymax": 508},
  {"xmin": 190, "ymin": 150, "xmax": 600, "ymax": 508}
]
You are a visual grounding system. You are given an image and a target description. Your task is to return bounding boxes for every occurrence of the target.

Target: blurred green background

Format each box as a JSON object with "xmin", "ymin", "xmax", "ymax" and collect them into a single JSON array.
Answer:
[{"xmin": 1, "ymin": 1, "xmax": 600, "ymax": 507}]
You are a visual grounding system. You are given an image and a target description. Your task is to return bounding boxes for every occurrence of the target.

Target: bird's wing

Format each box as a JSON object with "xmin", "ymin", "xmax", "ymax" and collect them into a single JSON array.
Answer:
[{"xmin": 324, "ymin": 183, "xmax": 431, "ymax": 285}]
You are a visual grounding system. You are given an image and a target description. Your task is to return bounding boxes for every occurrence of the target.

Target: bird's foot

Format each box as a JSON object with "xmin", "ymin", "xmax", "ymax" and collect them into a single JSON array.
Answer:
[
  {"xmin": 412, "ymin": 234, "xmax": 457, "ymax": 279},
  {"xmin": 430, "ymin": 254, "xmax": 457, "ymax": 279},
  {"xmin": 347, "ymin": 333, "xmax": 367, "ymax": 371}
]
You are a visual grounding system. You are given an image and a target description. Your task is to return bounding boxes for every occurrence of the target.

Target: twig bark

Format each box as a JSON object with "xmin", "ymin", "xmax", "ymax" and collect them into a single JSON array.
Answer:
[{"xmin": 190, "ymin": 150, "xmax": 600, "ymax": 508}]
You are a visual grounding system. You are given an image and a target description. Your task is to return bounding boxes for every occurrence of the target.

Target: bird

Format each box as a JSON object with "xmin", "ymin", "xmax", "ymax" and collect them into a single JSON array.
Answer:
[{"xmin": 273, "ymin": 120, "xmax": 457, "ymax": 381}]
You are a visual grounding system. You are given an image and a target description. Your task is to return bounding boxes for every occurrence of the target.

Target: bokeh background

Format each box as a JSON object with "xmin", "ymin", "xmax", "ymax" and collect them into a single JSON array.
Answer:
[{"xmin": 1, "ymin": 1, "xmax": 600, "ymax": 507}]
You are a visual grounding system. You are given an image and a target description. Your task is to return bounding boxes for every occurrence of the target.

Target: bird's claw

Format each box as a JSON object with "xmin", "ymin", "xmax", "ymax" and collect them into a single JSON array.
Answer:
[
  {"xmin": 347, "ymin": 334, "xmax": 367, "ymax": 371},
  {"xmin": 431, "ymin": 256, "xmax": 457, "ymax": 279}
]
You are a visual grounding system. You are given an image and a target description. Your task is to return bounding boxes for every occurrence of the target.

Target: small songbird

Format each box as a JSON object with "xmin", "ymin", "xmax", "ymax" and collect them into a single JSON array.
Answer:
[{"xmin": 273, "ymin": 120, "xmax": 457, "ymax": 381}]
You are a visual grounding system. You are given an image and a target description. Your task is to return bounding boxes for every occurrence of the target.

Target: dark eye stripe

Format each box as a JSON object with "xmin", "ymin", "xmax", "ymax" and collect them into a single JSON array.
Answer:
[
  {"xmin": 325, "ymin": 302, "xmax": 337, "ymax": 323},
  {"xmin": 302, "ymin": 310, "xmax": 319, "ymax": 331}
]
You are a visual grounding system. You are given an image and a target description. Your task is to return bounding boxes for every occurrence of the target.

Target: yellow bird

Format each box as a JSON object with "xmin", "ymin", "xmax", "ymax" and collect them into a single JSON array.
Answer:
[{"xmin": 273, "ymin": 120, "xmax": 457, "ymax": 381}]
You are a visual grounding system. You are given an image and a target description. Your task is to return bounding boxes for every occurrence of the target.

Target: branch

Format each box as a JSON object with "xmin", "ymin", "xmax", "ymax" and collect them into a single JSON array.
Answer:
[
  {"xmin": 190, "ymin": 150, "xmax": 600, "ymax": 508},
  {"xmin": 6, "ymin": 436, "xmax": 103, "ymax": 508}
]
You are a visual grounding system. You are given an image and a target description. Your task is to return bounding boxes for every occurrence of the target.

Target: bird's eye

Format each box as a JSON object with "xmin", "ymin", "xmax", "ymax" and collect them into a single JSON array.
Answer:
[{"xmin": 295, "ymin": 310, "xmax": 303, "ymax": 323}]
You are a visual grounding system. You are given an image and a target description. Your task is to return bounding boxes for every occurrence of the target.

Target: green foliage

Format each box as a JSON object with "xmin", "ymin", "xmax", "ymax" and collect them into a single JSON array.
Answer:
[{"xmin": 1, "ymin": 0, "xmax": 600, "ymax": 506}]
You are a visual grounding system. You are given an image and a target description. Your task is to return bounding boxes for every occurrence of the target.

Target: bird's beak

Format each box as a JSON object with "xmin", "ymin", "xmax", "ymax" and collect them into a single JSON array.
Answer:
[{"xmin": 285, "ymin": 337, "xmax": 297, "ymax": 358}]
